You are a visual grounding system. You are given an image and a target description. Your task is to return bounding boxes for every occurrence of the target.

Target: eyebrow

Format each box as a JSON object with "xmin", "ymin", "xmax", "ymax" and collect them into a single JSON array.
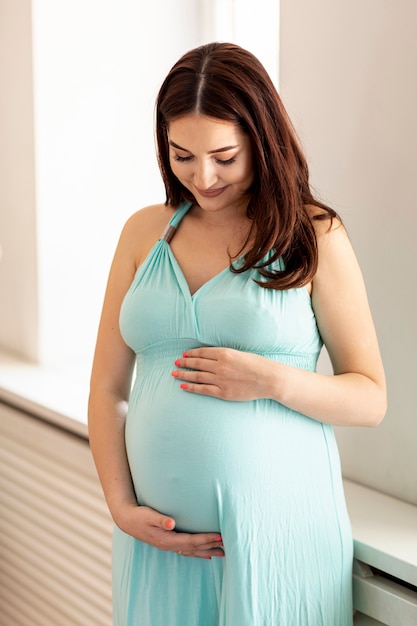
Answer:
[{"xmin": 168, "ymin": 140, "xmax": 239, "ymax": 154}]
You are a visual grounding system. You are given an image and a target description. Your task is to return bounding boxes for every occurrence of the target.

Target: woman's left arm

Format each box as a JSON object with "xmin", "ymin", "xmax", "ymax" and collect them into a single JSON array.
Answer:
[
  {"xmin": 172, "ymin": 220, "xmax": 387, "ymax": 427},
  {"xmin": 269, "ymin": 219, "xmax": 387, "ymax": 426}
]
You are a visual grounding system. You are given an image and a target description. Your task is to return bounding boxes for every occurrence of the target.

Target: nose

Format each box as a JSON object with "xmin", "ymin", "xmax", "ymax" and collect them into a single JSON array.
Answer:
[{"xmin": 193, "ymin": 159, "xmax": 217, "ymax": 190}]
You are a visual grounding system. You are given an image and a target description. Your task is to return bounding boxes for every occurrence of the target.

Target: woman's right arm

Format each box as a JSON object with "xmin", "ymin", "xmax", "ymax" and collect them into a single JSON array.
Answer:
[
  {"xmin": 88, "ymin": 210, "xmax": 224, "ymax": 558},
  {"xmin": 88, "ymin": 213, "xmax": 148, "ymax": 528}
]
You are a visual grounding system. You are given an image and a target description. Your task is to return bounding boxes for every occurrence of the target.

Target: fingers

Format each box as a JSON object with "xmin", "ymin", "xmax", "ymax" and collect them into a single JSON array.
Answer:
[
  {"xmin": 171, "ymin": 347, "xmax": 264, "ymax": 402},
  {"xmin": 172, "ymin": 348, "xmax": 223, "ymax": 388},
  {"xmin": 171, "ymin": 356, "xmax": 224, "ymax": 398},
  {"xmin": 171, "ymin": 352, "xmax": 221, "ymax": 394},
  {"xmin": 174, "ymin": 533, "xmax": 225, "ymax": 559},
  {"xmin": 189, "ymin": 532, "xmax": 223, "ymax": 548},
  {"xmin": 174, "ymin": 347, "xmax": 235, "ymax": 375},
  {"xmin": 156, "ymin": 528, "xmax": 224, "ymax": 559},
  {"xmin": 182, "ymin": 347, "xmax": 219, "ymax": 361},
  {"xmin": 174, "ymin": 356, "xmax": 218, "ymax": 375},
  {"xmin": 137, "ymin": 507, "xmax": 224, "ymax": 559},
  {"xmin": 162, "ymin": 516, "xmax": 176, "ymax": 530},
  {"xmin": 141, "ymin": 507, "xmax": 176, "ymax": 531},
  {"xmin": 176, "ymin": 547, "xmax": 225, "ymax": 559},
  {"xmin": 178, "ymin": 382, "xmax": 220, "ymax": 397},
  {"xmin": 172, "ymin": 367, "xmax": 217, "ymax": 386}
]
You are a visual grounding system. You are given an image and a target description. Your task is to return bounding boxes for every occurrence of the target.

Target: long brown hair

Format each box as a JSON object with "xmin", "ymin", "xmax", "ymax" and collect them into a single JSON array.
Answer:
[{"xmin": 156, "ymin": 42, "xmax": 339, "ymax": 290}]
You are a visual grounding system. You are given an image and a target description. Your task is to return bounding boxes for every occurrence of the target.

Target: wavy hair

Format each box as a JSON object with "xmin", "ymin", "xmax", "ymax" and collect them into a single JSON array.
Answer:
[{"xmin": 156, "ymin": 42, "xmax": 339, "ymax": 289}]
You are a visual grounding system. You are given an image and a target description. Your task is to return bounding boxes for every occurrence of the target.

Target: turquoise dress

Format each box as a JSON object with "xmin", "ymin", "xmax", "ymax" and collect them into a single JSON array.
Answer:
[{"xmin": 115, "ymin": 201, "xmax": 353, "ymax": 626}]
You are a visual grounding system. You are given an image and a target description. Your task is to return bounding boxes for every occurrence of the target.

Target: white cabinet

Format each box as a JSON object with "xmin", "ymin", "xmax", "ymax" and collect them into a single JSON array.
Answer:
[
  {"xmin": 354, "ymin": 615, "xmax": 385, "ymax": 626},
  {"xmin": 345, "ymin": 481, "xmax": 417, "ymax": 626}
]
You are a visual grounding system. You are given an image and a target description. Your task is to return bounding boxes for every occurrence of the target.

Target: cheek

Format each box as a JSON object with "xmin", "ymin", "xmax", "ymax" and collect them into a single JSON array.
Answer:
[
  {"xmin": 235, "ymin": 151, "xmax": 253, "ymax": 178},
  {"xmin": 236, "ymin": 161, "xmax": 254, "ymax": 186}
]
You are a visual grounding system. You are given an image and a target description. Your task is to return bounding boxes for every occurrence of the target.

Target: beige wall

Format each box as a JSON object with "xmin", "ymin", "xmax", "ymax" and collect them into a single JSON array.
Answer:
[
  {"xmin": 0, "ymin": 0, "xmax": 38, "ymax": 361},
  {"xmin": 280, "ymin": 0, "xmax": 417, "ymax": 505}
]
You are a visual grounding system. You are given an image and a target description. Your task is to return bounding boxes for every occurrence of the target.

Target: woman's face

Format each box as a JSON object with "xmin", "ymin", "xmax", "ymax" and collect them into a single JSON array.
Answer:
[{"xmin": 168, "ymin": 114, "xmax": 254, "ymax": 216}]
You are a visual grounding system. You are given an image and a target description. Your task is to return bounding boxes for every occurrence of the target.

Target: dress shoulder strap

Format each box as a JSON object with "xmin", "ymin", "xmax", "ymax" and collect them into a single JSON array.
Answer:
[{"xmin": 159, "ymin": 201, "xmax": 192, "ymax": 243}]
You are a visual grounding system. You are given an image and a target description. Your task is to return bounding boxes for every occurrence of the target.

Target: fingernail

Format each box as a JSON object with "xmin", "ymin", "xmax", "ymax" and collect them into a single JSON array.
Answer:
[
  {"xmin": 171, "ymin": 370, "xmax": 179, "ymax": 378},
  {"xmin": 183, "ymin": 351, "xmax": 188, "ymax": 358},
  {"xmin": 215, "ymin": 536, "xmax": 222, "ymax": 541},
  {"xmin": 205, "ymin": 557, "xmax": 211, "ymax": 561},
  {"xmin": 180, "ymin": 383, "xmax": 188, "ymax": 390},
  {"xmin": 174, "ymin": 359, "xmax": 181, "ymax": 366}
]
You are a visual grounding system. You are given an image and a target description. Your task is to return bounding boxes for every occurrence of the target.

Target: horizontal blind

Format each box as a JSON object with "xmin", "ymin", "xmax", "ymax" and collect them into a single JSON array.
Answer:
[{"xmin": 0, "ymin": 404, "xmax": 113, "ymax": 626}]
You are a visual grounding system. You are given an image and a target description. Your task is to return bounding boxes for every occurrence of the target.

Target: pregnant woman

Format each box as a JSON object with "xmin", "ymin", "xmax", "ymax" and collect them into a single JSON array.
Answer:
[{"xmin": 88, "ymin": 42, "xmax": 386, "ymax": 626}]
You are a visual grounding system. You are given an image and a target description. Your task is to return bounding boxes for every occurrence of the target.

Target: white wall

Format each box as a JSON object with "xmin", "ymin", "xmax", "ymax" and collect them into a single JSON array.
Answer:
[
  {"xmin": 201, "ymin": 0, "xmax": 279, "ymax": 84},
  {"xmin": 280, "ymin": 0, "xmax": 417, "ymax": 505},
  {"xmin": 32, "ymin": 0, "xmax": 203, "ymax": 374}
]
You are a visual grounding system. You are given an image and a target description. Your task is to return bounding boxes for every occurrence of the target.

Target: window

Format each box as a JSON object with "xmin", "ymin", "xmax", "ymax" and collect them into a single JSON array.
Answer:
[{"xmin": 0, "ymin": 0, "xmax": 279, "ymax": 382}]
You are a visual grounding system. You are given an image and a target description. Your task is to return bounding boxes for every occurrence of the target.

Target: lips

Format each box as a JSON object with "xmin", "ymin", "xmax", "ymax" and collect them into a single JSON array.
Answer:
[{"xmin": 195, "ymin": 186, "xmax": 227, "ymax": 198}]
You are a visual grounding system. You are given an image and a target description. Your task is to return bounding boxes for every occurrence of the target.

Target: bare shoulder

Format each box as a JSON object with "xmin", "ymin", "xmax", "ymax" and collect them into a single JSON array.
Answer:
[
  {"xmin": 123, "ymin": 203, "xmax": 175, "ymax": 237},
  {"xmin": 305, "ymin": 203, "xmax": 344, "ymax": 238},
  {"xmin": 306, "ymin": 203, "xmax": 364, "ymax": 301},
  {"xmin": 305, "ymin": 204, "xmax": 352, "ymax": 265},
  {"xmin": 121, "ymin": 203, "xmax": 176, "ymax": 267}
]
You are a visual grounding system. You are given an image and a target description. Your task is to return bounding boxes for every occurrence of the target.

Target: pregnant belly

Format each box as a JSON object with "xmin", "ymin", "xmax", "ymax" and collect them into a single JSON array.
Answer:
[{"xmin": 125, "ymin": 358, "xmax": 334, "ymax": 533}]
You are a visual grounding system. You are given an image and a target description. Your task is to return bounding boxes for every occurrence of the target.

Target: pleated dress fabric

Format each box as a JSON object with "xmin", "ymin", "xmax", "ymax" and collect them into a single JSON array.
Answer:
[{"xmin": 115, "ymin": 201, "xmax": 353, "ymax": 625}]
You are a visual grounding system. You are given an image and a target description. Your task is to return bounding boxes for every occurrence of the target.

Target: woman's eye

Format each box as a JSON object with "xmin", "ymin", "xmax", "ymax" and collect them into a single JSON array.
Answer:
[
  {"xmin": 216, "ymin": 157, "xmax": 236, "ymax": 166},
  {"xmin": 172, "ymin": 154, "xmax": 236, "ymax": 166},
  {"xmin": 173, "ymin": 154, "xmax": 193, "ymax": 163}
]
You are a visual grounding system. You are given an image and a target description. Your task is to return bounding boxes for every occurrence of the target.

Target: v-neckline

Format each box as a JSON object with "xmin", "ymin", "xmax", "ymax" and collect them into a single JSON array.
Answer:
[
  {"xmin": 161, "ymin": 201, "xmax": 247, "ymax": 300},
  {"xmin": 165, "ymin": 243, "xmax": 240, "ymax": 300}
]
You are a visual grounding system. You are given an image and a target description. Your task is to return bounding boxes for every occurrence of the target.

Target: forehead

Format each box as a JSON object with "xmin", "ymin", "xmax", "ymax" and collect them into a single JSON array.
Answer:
[{"xmin": 167, "ymin": 114, "xmax": 248, "ymax": 149}]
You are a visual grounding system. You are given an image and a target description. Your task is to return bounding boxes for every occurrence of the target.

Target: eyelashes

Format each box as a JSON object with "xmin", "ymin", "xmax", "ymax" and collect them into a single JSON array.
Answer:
[
  {"xmin": 217, "ymin": 157, "xmax": 236, "ymax": 166},
  {"xmin": 173, "ymin": 154, "xmax": 237, "ymax": 166},
  {"xmin": 173, "ymin": 154, "xmax": 192, "ymax": 163}
]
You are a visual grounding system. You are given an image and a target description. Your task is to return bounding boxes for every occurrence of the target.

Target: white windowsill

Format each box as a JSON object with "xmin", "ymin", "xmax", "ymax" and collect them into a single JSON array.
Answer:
[
  {"xmin": 0, "ymin": 353, "xmax": 416, "ymax": 590},
  {"xmin": 0, "ymin": 352, "xmax": 89, "ymax": 437}
]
